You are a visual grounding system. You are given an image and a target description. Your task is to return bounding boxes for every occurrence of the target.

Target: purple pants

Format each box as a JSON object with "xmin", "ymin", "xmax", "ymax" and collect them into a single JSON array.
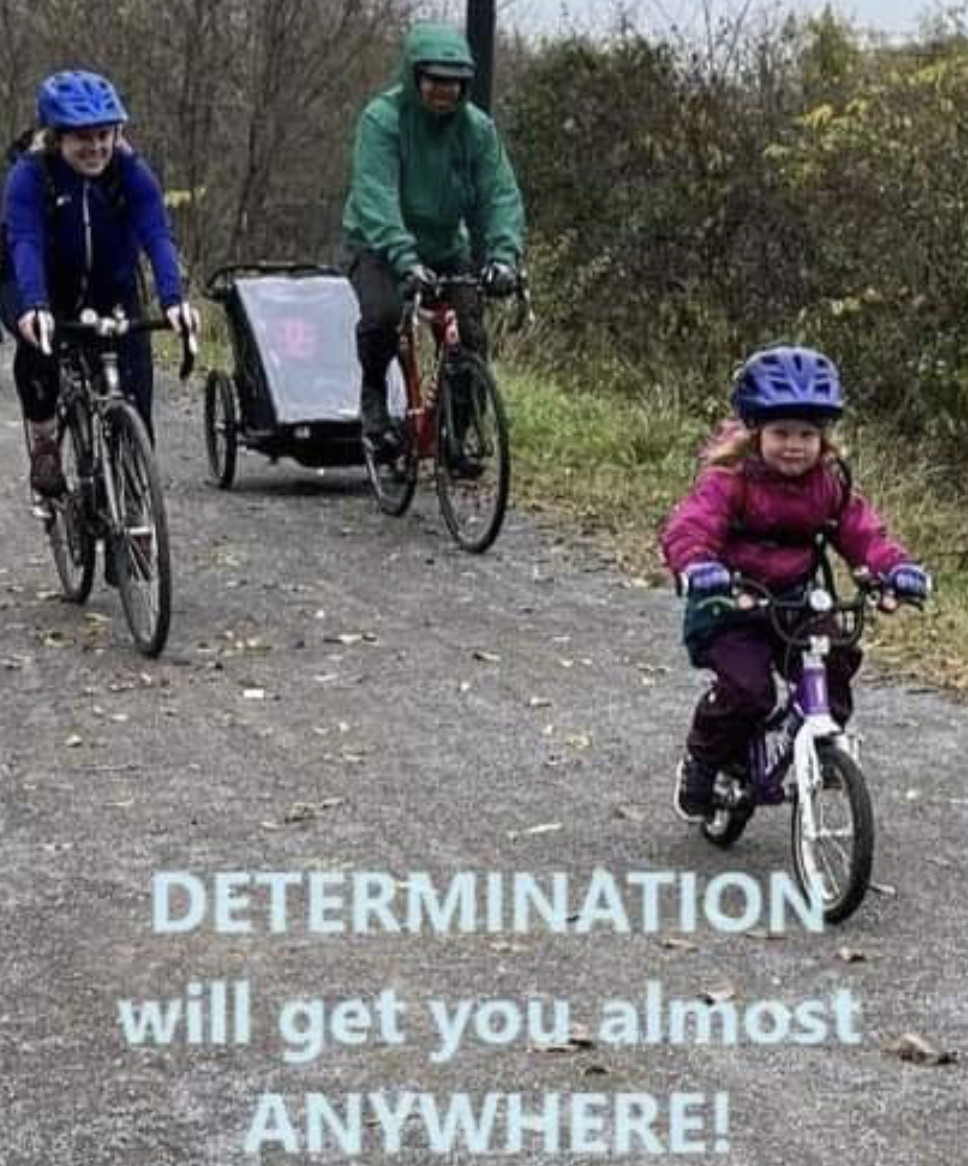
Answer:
[{"xmin": 687, "ymin": 623, "xmax": 862, "ymax": 771}]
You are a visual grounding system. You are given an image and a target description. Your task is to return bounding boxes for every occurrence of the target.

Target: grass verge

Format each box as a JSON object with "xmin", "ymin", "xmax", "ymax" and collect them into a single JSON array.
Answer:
[{"xmin": 501, "ymin": 363, "xmax": 968, "ymax": 694}]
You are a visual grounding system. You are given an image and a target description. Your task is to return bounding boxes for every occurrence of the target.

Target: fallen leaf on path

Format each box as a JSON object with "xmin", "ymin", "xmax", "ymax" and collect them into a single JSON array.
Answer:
[
  {"xmin": 702, "ymin": 983, "xmax": 737, "ymax": 1005},
  {"xmin": 534, "ymin": 1025, "xmax": 595, "ymax": 1053},
  {"xmin": 660, "ymin": 936, "xmax": 698, "ymax": 953},
  {"xmin": 564, "ymin": 732, "xmax": 592, "ymax": 750},
  {"xmin": 507, "ymin": 822, "xmax": 563, "ymax": 839},
  {"xmin": 614, "ymin": 803, "xmax": 647, "ymax": 822},
  {"xmin": 886, "ymin": 1033, "xmax": 958, "ymax": 1066}
]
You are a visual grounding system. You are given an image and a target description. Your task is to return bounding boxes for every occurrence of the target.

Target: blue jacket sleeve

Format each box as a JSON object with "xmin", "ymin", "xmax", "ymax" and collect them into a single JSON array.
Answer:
[
  {"xmin": 4, "ymin": 159, "xmax": 51, "ymax": 310},
  {"xmin": 122, "ymin": 155, "xmax": 183, "ymax": 307}
]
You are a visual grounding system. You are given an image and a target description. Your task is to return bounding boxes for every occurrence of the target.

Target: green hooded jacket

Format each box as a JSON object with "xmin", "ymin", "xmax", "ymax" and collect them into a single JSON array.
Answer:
[{"xmin": 343, "ymin": 23, "xmax": 525, "ymax": 276}]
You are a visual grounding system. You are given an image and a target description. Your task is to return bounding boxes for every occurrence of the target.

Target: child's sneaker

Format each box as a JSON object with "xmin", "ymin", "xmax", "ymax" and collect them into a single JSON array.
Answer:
[{"xmin": 674, "ymin": 755, "xmax": 717, "ymax": 823}]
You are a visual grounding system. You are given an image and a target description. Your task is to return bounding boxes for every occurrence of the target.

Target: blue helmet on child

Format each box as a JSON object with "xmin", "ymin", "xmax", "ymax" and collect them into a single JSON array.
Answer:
[
  {"xmin": 36, "ymin": 70, "xmax": 129, "ymax": 130},
  {"xmin": 732, "ymin": 345, "xmax": 844, "ymax": 426}
]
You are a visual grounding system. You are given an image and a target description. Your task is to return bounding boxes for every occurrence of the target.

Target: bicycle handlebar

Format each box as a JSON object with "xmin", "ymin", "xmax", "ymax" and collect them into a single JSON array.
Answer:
[
  {"xmin": 404, "ymin": 269, "xmax": 534, "ymax": 332},
  {"xmin": 55, "ymin": 312, "xmax": 196, "ymax": 381},
  {"xmin": 696, "ymin": 570, "xmax": 923, "ymax": 650}
]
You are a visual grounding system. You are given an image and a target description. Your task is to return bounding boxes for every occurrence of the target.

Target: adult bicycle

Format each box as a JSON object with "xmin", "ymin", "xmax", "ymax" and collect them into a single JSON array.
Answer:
[
  {"xmin": 693, "ymin": 571, "xmax": 923, "ymax": 924},
  {"xmin": 364, "ymin": 271, "xmax": 531, "ymax": 554},
  {"xmin": 35, "ymin": 308, "xmax": 194, "ymax": 657}
]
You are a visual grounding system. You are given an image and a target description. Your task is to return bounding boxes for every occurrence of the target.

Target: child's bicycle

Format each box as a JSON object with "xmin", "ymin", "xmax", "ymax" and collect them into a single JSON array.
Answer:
[
  {"xmin": 693, "ymin": 571, "xmax": 923, "ymax": 924},
  {"xmin": 364, "ymin": 270, "xmax": 531, "ymax": 554},
  {"xmin": 33, "ymin": 308, "xmax": 195, "ymax": 657}
]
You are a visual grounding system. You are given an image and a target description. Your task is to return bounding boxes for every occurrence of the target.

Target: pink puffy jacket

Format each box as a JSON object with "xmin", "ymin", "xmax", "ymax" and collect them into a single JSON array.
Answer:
[{"xmin": 661, "ymin": 455, "xmax": 909, "ymax": 589}]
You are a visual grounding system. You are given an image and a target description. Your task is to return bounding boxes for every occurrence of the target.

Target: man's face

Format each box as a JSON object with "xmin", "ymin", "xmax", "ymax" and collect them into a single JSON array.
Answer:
[
  {"xmin": 418, "ymin": 72, "xmax": 463, "ymax": 114},
  {"xmin": 59, "ymin": 125, "xmax": 117, "ymax": 176}
]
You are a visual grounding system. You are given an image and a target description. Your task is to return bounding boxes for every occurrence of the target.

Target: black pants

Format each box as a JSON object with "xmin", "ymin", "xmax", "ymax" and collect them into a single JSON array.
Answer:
[
  {"xmin": 0, "ymin": 277, "xmax": 155, "ymax": 439},
  {"xmin": 347, "ymin": 251, "xmax": 486, "ymax": 428}
]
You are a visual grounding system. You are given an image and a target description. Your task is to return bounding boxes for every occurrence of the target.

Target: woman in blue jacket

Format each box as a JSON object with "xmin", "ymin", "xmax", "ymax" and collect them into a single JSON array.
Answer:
[{"xmin": 0, "ymin": 70, "xmax": 197, "ymax": 496}]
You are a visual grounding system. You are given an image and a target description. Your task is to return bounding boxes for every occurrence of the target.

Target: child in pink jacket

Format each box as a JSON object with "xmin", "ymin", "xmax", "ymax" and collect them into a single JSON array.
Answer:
[{"xmin": 661, "ymin": 345, "xmax": 930, "ymax": 822}]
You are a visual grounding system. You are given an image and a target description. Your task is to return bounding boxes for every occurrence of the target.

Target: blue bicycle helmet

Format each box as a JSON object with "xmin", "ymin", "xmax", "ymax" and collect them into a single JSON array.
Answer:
[
  {"xmin": 732, "ymin": 345, "xmax": 844, "ymax": 426},
  {"xmin": 36, "ymin": 70, "xmax": 129, "ymax": 130}
]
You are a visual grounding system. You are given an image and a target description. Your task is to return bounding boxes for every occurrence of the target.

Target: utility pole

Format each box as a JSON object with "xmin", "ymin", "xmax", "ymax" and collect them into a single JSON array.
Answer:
[{"xmin": 465, "ymin": 0, "xmax": 496, "ymax": 113}]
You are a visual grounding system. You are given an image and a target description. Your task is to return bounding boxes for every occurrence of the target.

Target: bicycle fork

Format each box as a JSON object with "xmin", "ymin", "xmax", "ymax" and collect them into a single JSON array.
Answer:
[{"xmin": 791, "ymin": 640, "xmax": 854, "ymax": 840}]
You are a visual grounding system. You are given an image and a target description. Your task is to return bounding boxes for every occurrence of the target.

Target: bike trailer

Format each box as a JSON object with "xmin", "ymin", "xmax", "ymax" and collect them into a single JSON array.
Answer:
[{"xmin": 203, "ymin": 262, "xmax": 401, "ymax": 484}]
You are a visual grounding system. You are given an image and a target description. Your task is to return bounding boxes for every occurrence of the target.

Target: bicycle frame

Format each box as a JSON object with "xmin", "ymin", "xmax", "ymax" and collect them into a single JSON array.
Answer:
[
  {"xmin": 57, "ymin": 343, "xmax": 124, "ymax": 535},
  {"xmin": 727, "ymin": 579, "xmax": 870, "ymax": 812},
  {"xmin": 396, "ymin": 280, "xmax": 467, "ymax": 459},
  {"xmin": 747, "ymin": 626, "xmax": 850, "ymax": 826},
  {"xmin": 53, "ymin": 312, "xmax": 176, "ymax": 530}
]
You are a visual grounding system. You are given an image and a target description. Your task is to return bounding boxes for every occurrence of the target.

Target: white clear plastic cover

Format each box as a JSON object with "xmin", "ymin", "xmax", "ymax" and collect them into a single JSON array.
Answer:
[{"xmin": 235, "ymin": 275, "xmax": 405, "ymax": 424}]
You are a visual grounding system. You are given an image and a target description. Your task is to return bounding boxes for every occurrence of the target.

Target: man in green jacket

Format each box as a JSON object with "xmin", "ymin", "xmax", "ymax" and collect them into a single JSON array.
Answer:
[{"xmin": 343, "ymin": 22, "xmax": 525, "ymax": 456}]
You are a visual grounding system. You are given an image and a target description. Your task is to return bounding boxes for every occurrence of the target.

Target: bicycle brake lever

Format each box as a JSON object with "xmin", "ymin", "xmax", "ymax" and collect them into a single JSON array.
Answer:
[{"xmin": 178, "ymin": 330, "xmax": 196, "ymax": 381}]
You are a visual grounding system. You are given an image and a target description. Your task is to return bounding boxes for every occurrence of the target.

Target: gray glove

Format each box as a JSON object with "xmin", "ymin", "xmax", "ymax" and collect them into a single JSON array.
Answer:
[{"xmin": 401, "ymin": 264, "xmax": 438, "ymax": 298}]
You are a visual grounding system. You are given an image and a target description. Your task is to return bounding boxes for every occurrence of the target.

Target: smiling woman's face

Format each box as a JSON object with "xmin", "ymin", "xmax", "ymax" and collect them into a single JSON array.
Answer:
[{"xmin": 59, "ymin": 125, "xmax": 117, "ymax": 176}]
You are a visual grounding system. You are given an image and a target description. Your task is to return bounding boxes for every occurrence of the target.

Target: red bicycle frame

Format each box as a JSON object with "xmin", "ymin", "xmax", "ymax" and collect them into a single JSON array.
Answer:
[{"xmin": 396, "ymin": 288, "xmax": 463, "ymax": 459}]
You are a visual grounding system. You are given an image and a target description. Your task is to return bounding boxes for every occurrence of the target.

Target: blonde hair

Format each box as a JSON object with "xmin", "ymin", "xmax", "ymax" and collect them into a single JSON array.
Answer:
[{"xmin": 703, "ymin": 418, "xmax": 842, "ymax": 468}]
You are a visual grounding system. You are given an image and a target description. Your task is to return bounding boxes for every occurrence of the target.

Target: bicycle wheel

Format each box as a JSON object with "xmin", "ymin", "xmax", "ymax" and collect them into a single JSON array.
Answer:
[
  {"xmin": 204, "ymin": 370, "xmax": 238, "ymax": 488},
  {"xmin": 791, "ymin": 744, "xmax": 874, "ymax": 924},
  {"xmin": 435, "ymin": 352, "xmax": 510, "ymax": 553},
  {"xmin": 106, "ymin": 402, "xmax": 172, "ymax": 657},
  {"xmin": 363, "ymin": 421, "xmax": 418, "ymax": 517},
  {"xmin": 47, "ymin": 402, "xmax": 97, "ymax": 603}
]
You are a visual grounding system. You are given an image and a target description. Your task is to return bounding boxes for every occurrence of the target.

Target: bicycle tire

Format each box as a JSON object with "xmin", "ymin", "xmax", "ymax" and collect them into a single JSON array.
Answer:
[
  {"xmin": 106, "ymin": 401, "xmax": 172, "ymax": 657},
  {"xmin": 791, "ymin": 744, "xmax": 874, "ymax": 924},
  {"xmin": 204, "ymin": 370, "xmax": 238, "ymax": 488},
  {"xmin": 363, "ymin": 421, "xmax": 418, "ymax": 517},
  {"xmin": 435, "ymin": 351, "xmax": 510, "ymax": 553},
  {"xmin": 48, "ymin": 400, "xmax": 96, "ymax": 603}
]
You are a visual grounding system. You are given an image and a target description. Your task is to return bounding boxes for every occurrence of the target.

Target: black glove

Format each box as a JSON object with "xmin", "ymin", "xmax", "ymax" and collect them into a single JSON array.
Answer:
[
  {"xmin": 400, "ymin": 263, "xmax": 438, "ymax": 298},
  {"xmin": 481, "ymin": 260, "xmax": 518, "ymax": 298}
]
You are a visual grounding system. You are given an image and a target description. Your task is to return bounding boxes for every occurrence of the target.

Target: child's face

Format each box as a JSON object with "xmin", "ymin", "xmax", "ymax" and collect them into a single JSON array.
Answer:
[{"xmin": 758, "ymin": 419, "xmax": 824, "ymax": 477}]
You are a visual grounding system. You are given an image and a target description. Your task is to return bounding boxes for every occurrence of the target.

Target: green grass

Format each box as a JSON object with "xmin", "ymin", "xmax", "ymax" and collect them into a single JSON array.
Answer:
[{"xmin": 501, "ymin": 363, "xmax": 968, "ymax": 692}]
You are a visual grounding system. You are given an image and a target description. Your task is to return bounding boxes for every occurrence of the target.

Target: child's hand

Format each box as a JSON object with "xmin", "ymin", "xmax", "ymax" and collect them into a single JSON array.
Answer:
[
  {"xmin": 882, "ymin": 563, "xmax": 931, "ymax": 609},
  {"xmin": 682, "ymin": 561, "xmax": 731, "ymax": 599}
]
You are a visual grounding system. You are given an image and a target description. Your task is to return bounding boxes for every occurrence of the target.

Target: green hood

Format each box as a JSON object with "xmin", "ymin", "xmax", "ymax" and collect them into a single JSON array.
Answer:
[{"xmin": 398, "ymin": 23, "xmax": 475, "ymax": 108}]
